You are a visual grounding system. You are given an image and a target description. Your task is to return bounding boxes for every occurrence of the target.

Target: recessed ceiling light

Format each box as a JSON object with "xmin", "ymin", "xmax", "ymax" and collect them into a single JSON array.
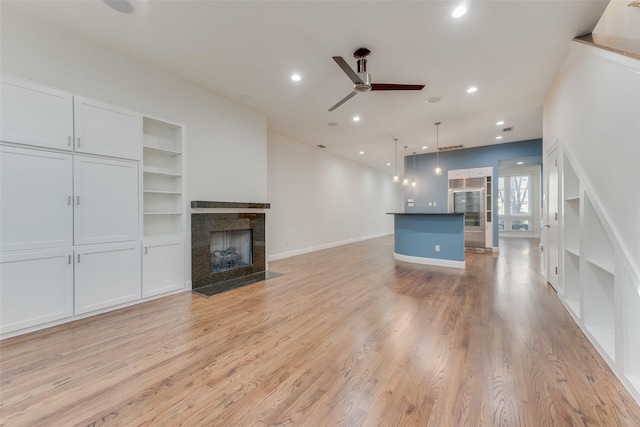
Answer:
[
  {"xmin": 427, "ymin": 97, "xmax": 442, "ymax": 104},
  {"xmin": 496, "ymin": 120, "xmax": 505, "ymax": 126},
  {"xmin": 496, "ymin": 136, "xmax": 503, "ymax": 140},
  {"xmin": 104, "ymin": 0, "xmax": 134, "ymax": 14},
  {"xmin": 386, "ymin": 162, "xmax": 392, "ymax": 166},
  {"xmin": 353, "ymin": 116, "xmax": 361, "ymax": 122},
  {"xmin": 291, "ymin": 73, "xmax": 301, "ymax": 82},
  {"xmin": 467, "ymin": 86, "xmax": 478, "ymax": 94},
  {"xmin": 452, "ymin": 5, "xmax": 467, "ymax": 18},
  {"xmin": 517, "ymin": 161, "xmax": 524, "ymax": 165},
  {"xmin": 422, "ymin": 146, "xmax": 428, "ymax": 150},
  {"xmin": 359, "ymin": 151, "xmax": 365, "ymax": 155}
]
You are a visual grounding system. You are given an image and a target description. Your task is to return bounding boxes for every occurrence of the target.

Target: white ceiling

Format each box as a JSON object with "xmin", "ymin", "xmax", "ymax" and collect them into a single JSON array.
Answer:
[{"xmin": 4, "ymin": 0, "xmax": 608, "ymax": 173}]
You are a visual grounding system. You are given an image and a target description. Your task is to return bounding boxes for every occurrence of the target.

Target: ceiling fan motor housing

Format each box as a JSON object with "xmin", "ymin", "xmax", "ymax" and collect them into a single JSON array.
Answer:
[{"xmin": 355, "ymin": 72, "xmax": 372, "ymax": 92}]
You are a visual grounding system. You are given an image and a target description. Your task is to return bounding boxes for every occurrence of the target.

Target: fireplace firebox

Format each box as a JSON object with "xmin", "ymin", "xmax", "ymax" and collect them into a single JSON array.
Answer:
[{"xmin": 191, "ymin": 212, "xmax": 266, "ymax": 289}]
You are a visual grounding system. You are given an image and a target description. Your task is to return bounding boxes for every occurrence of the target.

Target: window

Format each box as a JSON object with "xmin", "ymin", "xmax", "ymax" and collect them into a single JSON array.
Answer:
[{"xmin": 498, "ymin": 174, "xmax": 533, "ymax": 232}]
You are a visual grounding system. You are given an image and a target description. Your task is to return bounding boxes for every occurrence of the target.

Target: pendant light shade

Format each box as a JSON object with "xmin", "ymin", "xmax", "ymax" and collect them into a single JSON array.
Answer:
[
  {"xmin": 402, "ymin": 145, "xmax": 410, "ymax": 186},
  {"xmin": 434, "ymin": 122, "xmax": 443, "ymax": 176},
  {"xmin": 412, "ymin": 151, "xmax": 417, "ymax": 187},
  {"xmin": 392, "ymin": 138, "xmax": 400, "ymax": 183}
]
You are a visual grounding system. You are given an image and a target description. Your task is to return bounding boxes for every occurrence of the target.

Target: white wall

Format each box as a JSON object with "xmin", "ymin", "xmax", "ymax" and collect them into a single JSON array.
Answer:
[
  {"xmin": 594, "ymin": 0, "xmax": 640, "ymax": 40},
  {"xmin": 543, "ymin": 42, "xmax": 640, "ymax": 269},
  {"xmin": 267, "ymin": 131, "xmax": 403, "ymax": 260},
  {"xmin": 0, "ymin": 8, "xmax": 268, "ymax": 204}
]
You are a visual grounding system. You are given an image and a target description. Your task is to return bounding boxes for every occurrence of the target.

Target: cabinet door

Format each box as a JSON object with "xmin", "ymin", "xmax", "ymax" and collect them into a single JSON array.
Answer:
[
  {"xmin": 469, "ymin": 167, "xmax": 492, "ymax": 178},
  {"xmin": 0, "ymin": 249, "xmax": 74, "ymax": 334},
  {"xmin": 448, "ymin": 169, "xmax": 469, "ymax": 179},
  {"xmin": 74, "ymin": 156, "xmax": 139, "ymax": 245},
  {"xmin": 74, "ymin": 243, "xmax": 141, "ymax": 315},
  {"xmin": 74, "ymin": 96, "xmax": 141, "ymax": 160},
  {"xmin": 142, "ymin": 239, "xmax": 185, "ymax": 298},
  {"xmin": 1, "ymin": 75, "xmax": 74, "ymax": 151},
  {"xmin": 0, "ymin": 145, "xmax": 73, "ymax": 252}
]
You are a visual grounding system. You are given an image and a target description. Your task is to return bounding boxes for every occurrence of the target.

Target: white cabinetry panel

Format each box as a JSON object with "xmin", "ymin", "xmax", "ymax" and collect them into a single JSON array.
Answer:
[
  {"xmin": 469, "ymin": 167, "xmax": 493, "ymax": 178},
  {"xmin": 142, "ymin": 239, "xmax": 185, "ymax": 298},
  {"xmin": 73, "ymin": 96, "xmax": 141, "ymax": 160},
  {"xmin": 74, "ymin": 243, "xmax": 141, "ymax": 315},
  {"xmin": 448, "ymin": 169, "xmax": 469, "ymax": 179},
  {"xmin": 0, "ymin": 249, "xmax": 74, "ymax": 334},
  {"xmin": 73, "ymin": 156, "xmax": 139, "ymax": 245},
  {"xmin": 0, "ymin": 145, "xmax": 73, "ymax": 252},
  {"xmin": 0, "ymin": 75, "xmax": 73, "ymax": 151}
]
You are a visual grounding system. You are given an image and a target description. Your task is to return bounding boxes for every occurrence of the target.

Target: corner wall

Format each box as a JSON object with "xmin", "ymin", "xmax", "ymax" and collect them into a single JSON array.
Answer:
[{"xmin": 267, "ymin": 132, "xmax": 403, "ymax": 260}]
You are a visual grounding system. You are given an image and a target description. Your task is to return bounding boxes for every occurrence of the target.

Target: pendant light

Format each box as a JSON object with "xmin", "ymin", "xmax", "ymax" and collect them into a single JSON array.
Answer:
[
  {"xmin": 412, "ymin": 152, "xmax": 417, "ymax": 187},
  {"xmin": 402, "ymin": 146, "xmax": 410, "ymax": 186},
  {"xmin": 392, "ymin": 138, "xmax": 400, "ymax": 183},
  {"xmin": 434, "ymin": 121, "xmax": 443, "ymax": 176}
]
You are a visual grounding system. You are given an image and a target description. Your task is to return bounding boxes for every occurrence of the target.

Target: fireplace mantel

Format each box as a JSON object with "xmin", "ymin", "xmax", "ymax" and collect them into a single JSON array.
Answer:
[{"xmin": 191, "ymin": 201, "xmax": 270, "ymax": 209}]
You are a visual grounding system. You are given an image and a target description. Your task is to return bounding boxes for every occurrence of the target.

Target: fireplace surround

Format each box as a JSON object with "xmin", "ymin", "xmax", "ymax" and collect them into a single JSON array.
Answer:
[{"xmin": 191, "ymin": 210, "xmax": 266, "ymax": 289}]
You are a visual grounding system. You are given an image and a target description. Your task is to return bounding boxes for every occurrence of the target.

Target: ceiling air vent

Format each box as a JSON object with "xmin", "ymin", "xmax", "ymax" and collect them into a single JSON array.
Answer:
[
  {"xmin": 438, "ymin": 144, "xmax": 464, "ymax": 151},
  {"xmin": 317, "ymin": 144, "xmax": 327, "ymax": 148},
  {"xmin": 503, "ymin": 127, "xmax": 513, "ymax": 132}
]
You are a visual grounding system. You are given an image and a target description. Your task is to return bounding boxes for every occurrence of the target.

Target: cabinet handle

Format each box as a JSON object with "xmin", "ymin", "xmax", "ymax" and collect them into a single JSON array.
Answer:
[
  {"xmin": 68, "ymin": 136, "xmax": 72, "ymax": 147},
  {"xmin": 144, "ymin": 247, "xmax": 148, "ymax": 255},
  {"xmin": 76, "ymin": 196, "xmax": 80, "ymax": 205},
  {"xmin": 77, "ymin": 137, "xmax": 81, "ymax": 147},
  {"xmin": 68, "ymin": 195, "xmax": 72, "ymax": 205},
  {"xmin": 68, "ymin": 255, "xmax": 72, "ymax": 264},
  {"xmin": 77, "ymin": 254, "xmax": 81, "ymax": 263}
]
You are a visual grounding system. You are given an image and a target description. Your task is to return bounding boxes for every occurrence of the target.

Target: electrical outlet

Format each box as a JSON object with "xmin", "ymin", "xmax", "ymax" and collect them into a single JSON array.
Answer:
[
  {"xmin": 428, "ymin": 202, "xmax": 433, "ymax": 207},
  {"xmin": 435, "ymin": 245, "xmax": 440, "ymax": 252},
  {"xmin": 433, "ymin": 202, "xmax": 437, "ymax": 207}
]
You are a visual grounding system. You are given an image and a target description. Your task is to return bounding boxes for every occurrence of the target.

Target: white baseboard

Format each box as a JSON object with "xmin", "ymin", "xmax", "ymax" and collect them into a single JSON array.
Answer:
[
  {"xmin": 394, "ymin": 252, "xmax": 465, "ymax": 269},
  {"xmin": 267, "ymin": 231, "xmax": 393, "ymax": 262}
]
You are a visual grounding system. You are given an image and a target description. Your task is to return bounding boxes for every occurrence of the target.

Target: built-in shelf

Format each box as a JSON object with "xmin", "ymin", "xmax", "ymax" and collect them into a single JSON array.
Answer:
[
  {"xmin": 143, "ymin": 168, "xmax": 182, "ymax": 178},
  {"xmin": 565, "ymin": 247, "xmax": 580, "ymax": 257},
  {"xmin": 565, "ymin": 300, "xmax": 581, "ymax": 319},
  {"xmin": 143, "ymin": 145, "xmax": 181, "ymax": 156},
  {"xmin": 586, "ymin": 325, "xmax": 615, "ymax": 361},
  {"xmin": 143, "ymin": 190, "xmax": 181, "ymax": 195},
  {"xmin": 565, "ymin": 196, "xmax": 580, "ymax": 202},
  {"xmin": 586, "ymin": 258, "xmax": 615, "ymax": 276},
  {"xmin": 143, "ymin": 117, "xmax": 184, "ymax": 239}
]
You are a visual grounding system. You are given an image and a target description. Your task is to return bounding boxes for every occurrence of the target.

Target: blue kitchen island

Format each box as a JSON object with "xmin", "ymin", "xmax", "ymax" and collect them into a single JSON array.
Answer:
[{"xmin": 388, "ymin": 213, "xmax": 465, "ymax": 269}]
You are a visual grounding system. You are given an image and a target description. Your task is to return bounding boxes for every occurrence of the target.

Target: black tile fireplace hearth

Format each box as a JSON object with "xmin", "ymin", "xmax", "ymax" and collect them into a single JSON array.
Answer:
[{"xmin": 191, "ymin": 212, "xmax": 266, "ymax": 289}]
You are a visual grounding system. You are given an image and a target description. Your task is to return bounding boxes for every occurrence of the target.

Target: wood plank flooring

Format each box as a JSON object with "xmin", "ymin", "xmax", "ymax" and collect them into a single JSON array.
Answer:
[{"xmin": 1, "ymin": 236, "xmax": 640, "ymax": 426}]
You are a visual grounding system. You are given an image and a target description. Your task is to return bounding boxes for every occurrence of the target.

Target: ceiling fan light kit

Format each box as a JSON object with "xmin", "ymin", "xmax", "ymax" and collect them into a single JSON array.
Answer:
[
  {"xmin": 329, "ymin": 48, "xmax": 425, "ymax": 111},
  {"xmin": 434, "ymin": 122, "xmax": 443, "ymax": 176}
]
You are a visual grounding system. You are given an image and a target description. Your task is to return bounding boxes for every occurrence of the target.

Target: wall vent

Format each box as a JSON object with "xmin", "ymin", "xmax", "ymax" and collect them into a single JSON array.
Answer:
[
  {"xmin": 502, "ymin": 127, "xmax": 513, "ymax": 132},
  {"xmin": 438, "ymin": 144, "xmax": 464, "ymax": 151}
]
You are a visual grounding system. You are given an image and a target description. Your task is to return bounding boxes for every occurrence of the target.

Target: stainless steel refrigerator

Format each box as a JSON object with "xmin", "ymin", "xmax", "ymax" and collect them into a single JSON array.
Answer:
[{"xmin": 449, "ymin": 188, "xmax": 485, "ymax": 248}]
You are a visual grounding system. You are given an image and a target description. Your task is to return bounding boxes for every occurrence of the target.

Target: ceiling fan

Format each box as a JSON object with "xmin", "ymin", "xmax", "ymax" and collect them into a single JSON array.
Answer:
[{"xmin": 329, "ymin": 47, "xmax": 425, "ymax": 112}]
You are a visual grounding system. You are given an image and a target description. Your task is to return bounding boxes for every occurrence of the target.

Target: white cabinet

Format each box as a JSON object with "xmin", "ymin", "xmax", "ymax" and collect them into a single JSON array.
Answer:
[
  {"xmin": 0, "ymin": 249, "xmax": 74, "ymax": 334},
  {"xmin": 448, "ymin": 169, "xmax": 469, "ymax": 179},
  {"xmin": 73, "ymin": 96, "xmax": 141, "ymax": 160},
  {"xmin": 0, "ymin": 145, "xmax": 73, "ymax": 252},
  {"xmin": 142, "ymin": 239, "xmax": 185, "ymax": 298},
  {"xmin": 1, "ymin": 75, "xmax": 141, "ymax": 160},
  {"xmin": 469, "ymin": 166, "xmax": 493, "ymax": 178},
  {"xmin": 74, "ymin": 243, "xmax": 141, "ymax": 315},
  {"xmin": 73, "ymin": 156, "xmax": 139, "ymax": 245},
  {"xmin": 0, "ymin": 75, "xmax": 74, "ymax": 151}
]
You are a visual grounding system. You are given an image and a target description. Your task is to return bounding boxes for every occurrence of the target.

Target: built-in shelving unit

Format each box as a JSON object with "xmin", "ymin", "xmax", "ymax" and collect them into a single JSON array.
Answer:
[
  {"xmin": 562, "ymin": 156, "xmax": 581, "ymax": 318},
  {"xmin": 559, "ymin": 147, "xmax": 640, "ymax": 403},
  {"xmin": 142, "ymin": 117, "xmax": 184, "ymax": 239}
]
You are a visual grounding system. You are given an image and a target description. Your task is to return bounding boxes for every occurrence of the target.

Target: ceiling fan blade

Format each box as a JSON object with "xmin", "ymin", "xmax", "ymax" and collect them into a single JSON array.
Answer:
[
  {"xmin": 371, "ymin": 83, "xmax": 425, "ymax": 91},
  {"xmin": 328, "ymin": 91, "xmax": 358, "ymax": 112},
  {"xmin": 332, "ymin": 56, "xmax": 364, "ymax": 85}
]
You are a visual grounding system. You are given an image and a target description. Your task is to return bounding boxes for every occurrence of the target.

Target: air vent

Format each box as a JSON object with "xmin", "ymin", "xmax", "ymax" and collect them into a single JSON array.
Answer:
[
  {"xmin": 502, "ymin": 127, "xmax": 513, "ymax": 132},
  {"xmin": 438, "ymin": 144, "xmax": 464, "ymax": 151},
  {"xmin": 317, "ymin": 144, "xmax": 327, "ymax": 148}
]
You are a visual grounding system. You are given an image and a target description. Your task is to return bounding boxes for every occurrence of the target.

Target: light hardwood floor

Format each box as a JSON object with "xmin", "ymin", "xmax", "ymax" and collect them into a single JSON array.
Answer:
[{"xmin": 1, "ymin": 236, "xmax": 640, "ymax": 426}]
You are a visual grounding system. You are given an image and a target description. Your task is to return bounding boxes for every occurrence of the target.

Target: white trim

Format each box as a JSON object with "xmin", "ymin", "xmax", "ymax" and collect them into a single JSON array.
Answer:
[
  {"xmin": 394, "ymin": 252, "xmax": 465, "ymax": 269},
  {"xmin": 267, "ymin": 231, "xmax": 393, "ymax": 262}
]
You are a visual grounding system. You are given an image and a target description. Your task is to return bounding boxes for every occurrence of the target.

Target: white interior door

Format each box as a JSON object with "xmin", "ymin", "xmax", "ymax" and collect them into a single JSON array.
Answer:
[{"xmin": 545, "ymin": 145, "xmax": 559, "ymax": 291}]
